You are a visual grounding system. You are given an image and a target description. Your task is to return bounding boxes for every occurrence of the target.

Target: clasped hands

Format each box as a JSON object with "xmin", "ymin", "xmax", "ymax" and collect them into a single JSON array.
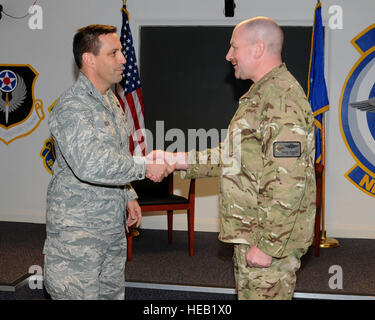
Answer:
[{"xmin": 145, "ymin": 150, "xmax": 188, "ymax": 183}]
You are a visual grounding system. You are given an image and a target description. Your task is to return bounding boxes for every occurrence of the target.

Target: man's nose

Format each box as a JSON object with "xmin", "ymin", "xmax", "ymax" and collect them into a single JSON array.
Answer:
[
  {"xmin": 225, "ymin": 47, "xmax": 233, "ymax": 62},
  {"xmin": 119, "ymin": 51, "xmax": 126, "ymax": 64}
]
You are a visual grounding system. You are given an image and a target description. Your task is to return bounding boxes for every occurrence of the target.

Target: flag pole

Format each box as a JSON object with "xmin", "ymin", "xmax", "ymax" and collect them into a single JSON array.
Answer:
[{"xmin": 320, "ymin": 114, "xmax": 339, "ymax": 248}]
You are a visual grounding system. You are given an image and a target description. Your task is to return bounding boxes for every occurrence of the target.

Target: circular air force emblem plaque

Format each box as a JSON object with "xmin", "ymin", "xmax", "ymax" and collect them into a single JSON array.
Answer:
[{"xmin": 339, "ymin": 24, "xmax": 375, "ymax": 197}]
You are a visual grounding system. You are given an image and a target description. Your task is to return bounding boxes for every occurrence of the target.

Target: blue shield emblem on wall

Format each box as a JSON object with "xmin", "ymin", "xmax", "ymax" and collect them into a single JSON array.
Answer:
[{"xmin": 339, "ymin": 24, "xmax": 375, "ymax": 197}]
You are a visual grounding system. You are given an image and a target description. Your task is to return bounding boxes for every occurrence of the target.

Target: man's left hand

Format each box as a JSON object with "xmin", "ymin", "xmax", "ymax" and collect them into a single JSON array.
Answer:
[
  {"xmin": 246, "ymin": 246, "xmax": 272, "ymax": 268},
  {"xmin": 126, "ymin": 200, "xmax": 142, "ymax": 228}
]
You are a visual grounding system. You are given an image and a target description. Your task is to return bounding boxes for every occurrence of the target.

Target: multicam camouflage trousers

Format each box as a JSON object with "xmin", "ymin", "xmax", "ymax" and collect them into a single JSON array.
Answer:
[
  {"xmin": 233, "ymin": 244, "xmax": 302, "ymax": 300},
  {"xmin": 43, "ymin": 228, "xmax": 126, "ymax": 300}
]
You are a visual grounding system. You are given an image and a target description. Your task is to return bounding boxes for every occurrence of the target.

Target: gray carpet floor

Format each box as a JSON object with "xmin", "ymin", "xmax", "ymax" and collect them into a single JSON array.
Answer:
[{"xmin": 1, "ymin": 222, "xmax": 375, "ymax": 298}]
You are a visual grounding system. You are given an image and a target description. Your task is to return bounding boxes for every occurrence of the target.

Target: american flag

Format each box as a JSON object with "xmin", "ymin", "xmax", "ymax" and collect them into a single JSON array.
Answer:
[{"xmin": 116, "ymin": 5, "xmax": 146, "ymax": 156}]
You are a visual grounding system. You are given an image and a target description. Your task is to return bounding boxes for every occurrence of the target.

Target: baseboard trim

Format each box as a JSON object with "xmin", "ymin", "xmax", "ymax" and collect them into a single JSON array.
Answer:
[
  {"xmin": 0, "ymin": 273, "xmax": 31, "ymax": 292},
  {"xmin": 3, "ymin": 276, "xmax": 375, "ymax": 300},
  {"xmin": 125, "ymin": 281, "xmax": 375, "ymax": 300},
  {"xmin": 125, "ymin": 281, "xmax": 236, "ymax": 295}
]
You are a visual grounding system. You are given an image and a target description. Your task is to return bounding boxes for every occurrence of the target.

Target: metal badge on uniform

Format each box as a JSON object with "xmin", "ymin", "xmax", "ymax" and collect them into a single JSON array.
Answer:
[{"xmin": 273, "ymin": 141, "xmax": 301, "ymax": 158}]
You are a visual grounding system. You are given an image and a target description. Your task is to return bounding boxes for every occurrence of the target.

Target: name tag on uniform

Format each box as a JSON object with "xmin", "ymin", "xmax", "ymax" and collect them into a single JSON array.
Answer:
[{"xmin": 273, "ymin": 141, "xmax": 301, "ymax": 158}]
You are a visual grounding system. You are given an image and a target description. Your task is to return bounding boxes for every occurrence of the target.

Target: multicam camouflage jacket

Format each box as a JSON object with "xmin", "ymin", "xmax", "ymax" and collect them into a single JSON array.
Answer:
[
  {"xmin": 183, "ymin": 64, "xmax": 316, "ymax": 258},
  {"xmin": 46, "ymin": 72, "xmax": 145, "ymax": 234}
]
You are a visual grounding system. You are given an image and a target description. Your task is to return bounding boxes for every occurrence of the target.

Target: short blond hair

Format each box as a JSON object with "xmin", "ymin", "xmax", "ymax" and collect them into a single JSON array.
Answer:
[{"xmin": 238, "ymin": 17, "xmax": 284, "ymax": 54}]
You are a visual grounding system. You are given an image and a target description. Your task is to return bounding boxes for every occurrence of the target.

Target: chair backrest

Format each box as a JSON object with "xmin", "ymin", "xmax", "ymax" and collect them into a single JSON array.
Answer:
[{"xmin": 130, "ymin": 174, "xmax": 171, "ymax": 197}]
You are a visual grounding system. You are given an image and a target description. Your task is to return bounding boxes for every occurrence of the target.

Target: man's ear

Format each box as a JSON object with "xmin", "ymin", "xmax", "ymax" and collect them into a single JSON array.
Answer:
[
  {"xmin": 254, "ymin": 40, "xmax": 265, "ymax": 59},
  {"xmin": 82, "ymin": 52, "xmax": 95, "ymax": 69}
]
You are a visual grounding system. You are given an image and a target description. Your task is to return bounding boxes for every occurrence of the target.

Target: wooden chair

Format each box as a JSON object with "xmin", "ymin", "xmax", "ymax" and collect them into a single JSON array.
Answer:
[
  {"xmin": 314, "ymin": 163, "xmax": 323, "ymax": 257},
  {"xmin": 126, "ymin": 174, "xmax": 196, "ymax": 261}
]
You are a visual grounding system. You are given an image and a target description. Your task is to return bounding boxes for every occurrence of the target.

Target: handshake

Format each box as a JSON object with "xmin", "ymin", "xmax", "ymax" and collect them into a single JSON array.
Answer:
[{"xmin": 144, "ymin": 150, "xmax": 188, "ymax": 183}]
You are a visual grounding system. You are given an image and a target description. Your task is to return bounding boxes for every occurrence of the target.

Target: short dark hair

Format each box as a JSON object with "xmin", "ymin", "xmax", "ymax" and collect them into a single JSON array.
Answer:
[{"xmin": 73, "ymin": 24, "xmax": 117, "ymax": 69}]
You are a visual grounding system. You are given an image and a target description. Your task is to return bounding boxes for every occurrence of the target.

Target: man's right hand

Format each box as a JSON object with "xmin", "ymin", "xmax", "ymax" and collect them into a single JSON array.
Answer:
[
  {"xmin": 147, "ymin": 150, "xmax": 188, "ymax": 170},
  {"xmin": 145, "ymin": 158, "xmax": 175, "ymax": 182}
]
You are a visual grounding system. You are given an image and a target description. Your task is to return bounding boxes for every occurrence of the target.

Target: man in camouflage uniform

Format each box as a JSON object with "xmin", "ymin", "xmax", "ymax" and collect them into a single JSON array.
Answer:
[
  {"xmin": 156, "ymin": 17, "xmax": 316, "ymax": 299},
  {"xmin": 43, "ymin": 25, "xmax": 172, "ymax": 300}
]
